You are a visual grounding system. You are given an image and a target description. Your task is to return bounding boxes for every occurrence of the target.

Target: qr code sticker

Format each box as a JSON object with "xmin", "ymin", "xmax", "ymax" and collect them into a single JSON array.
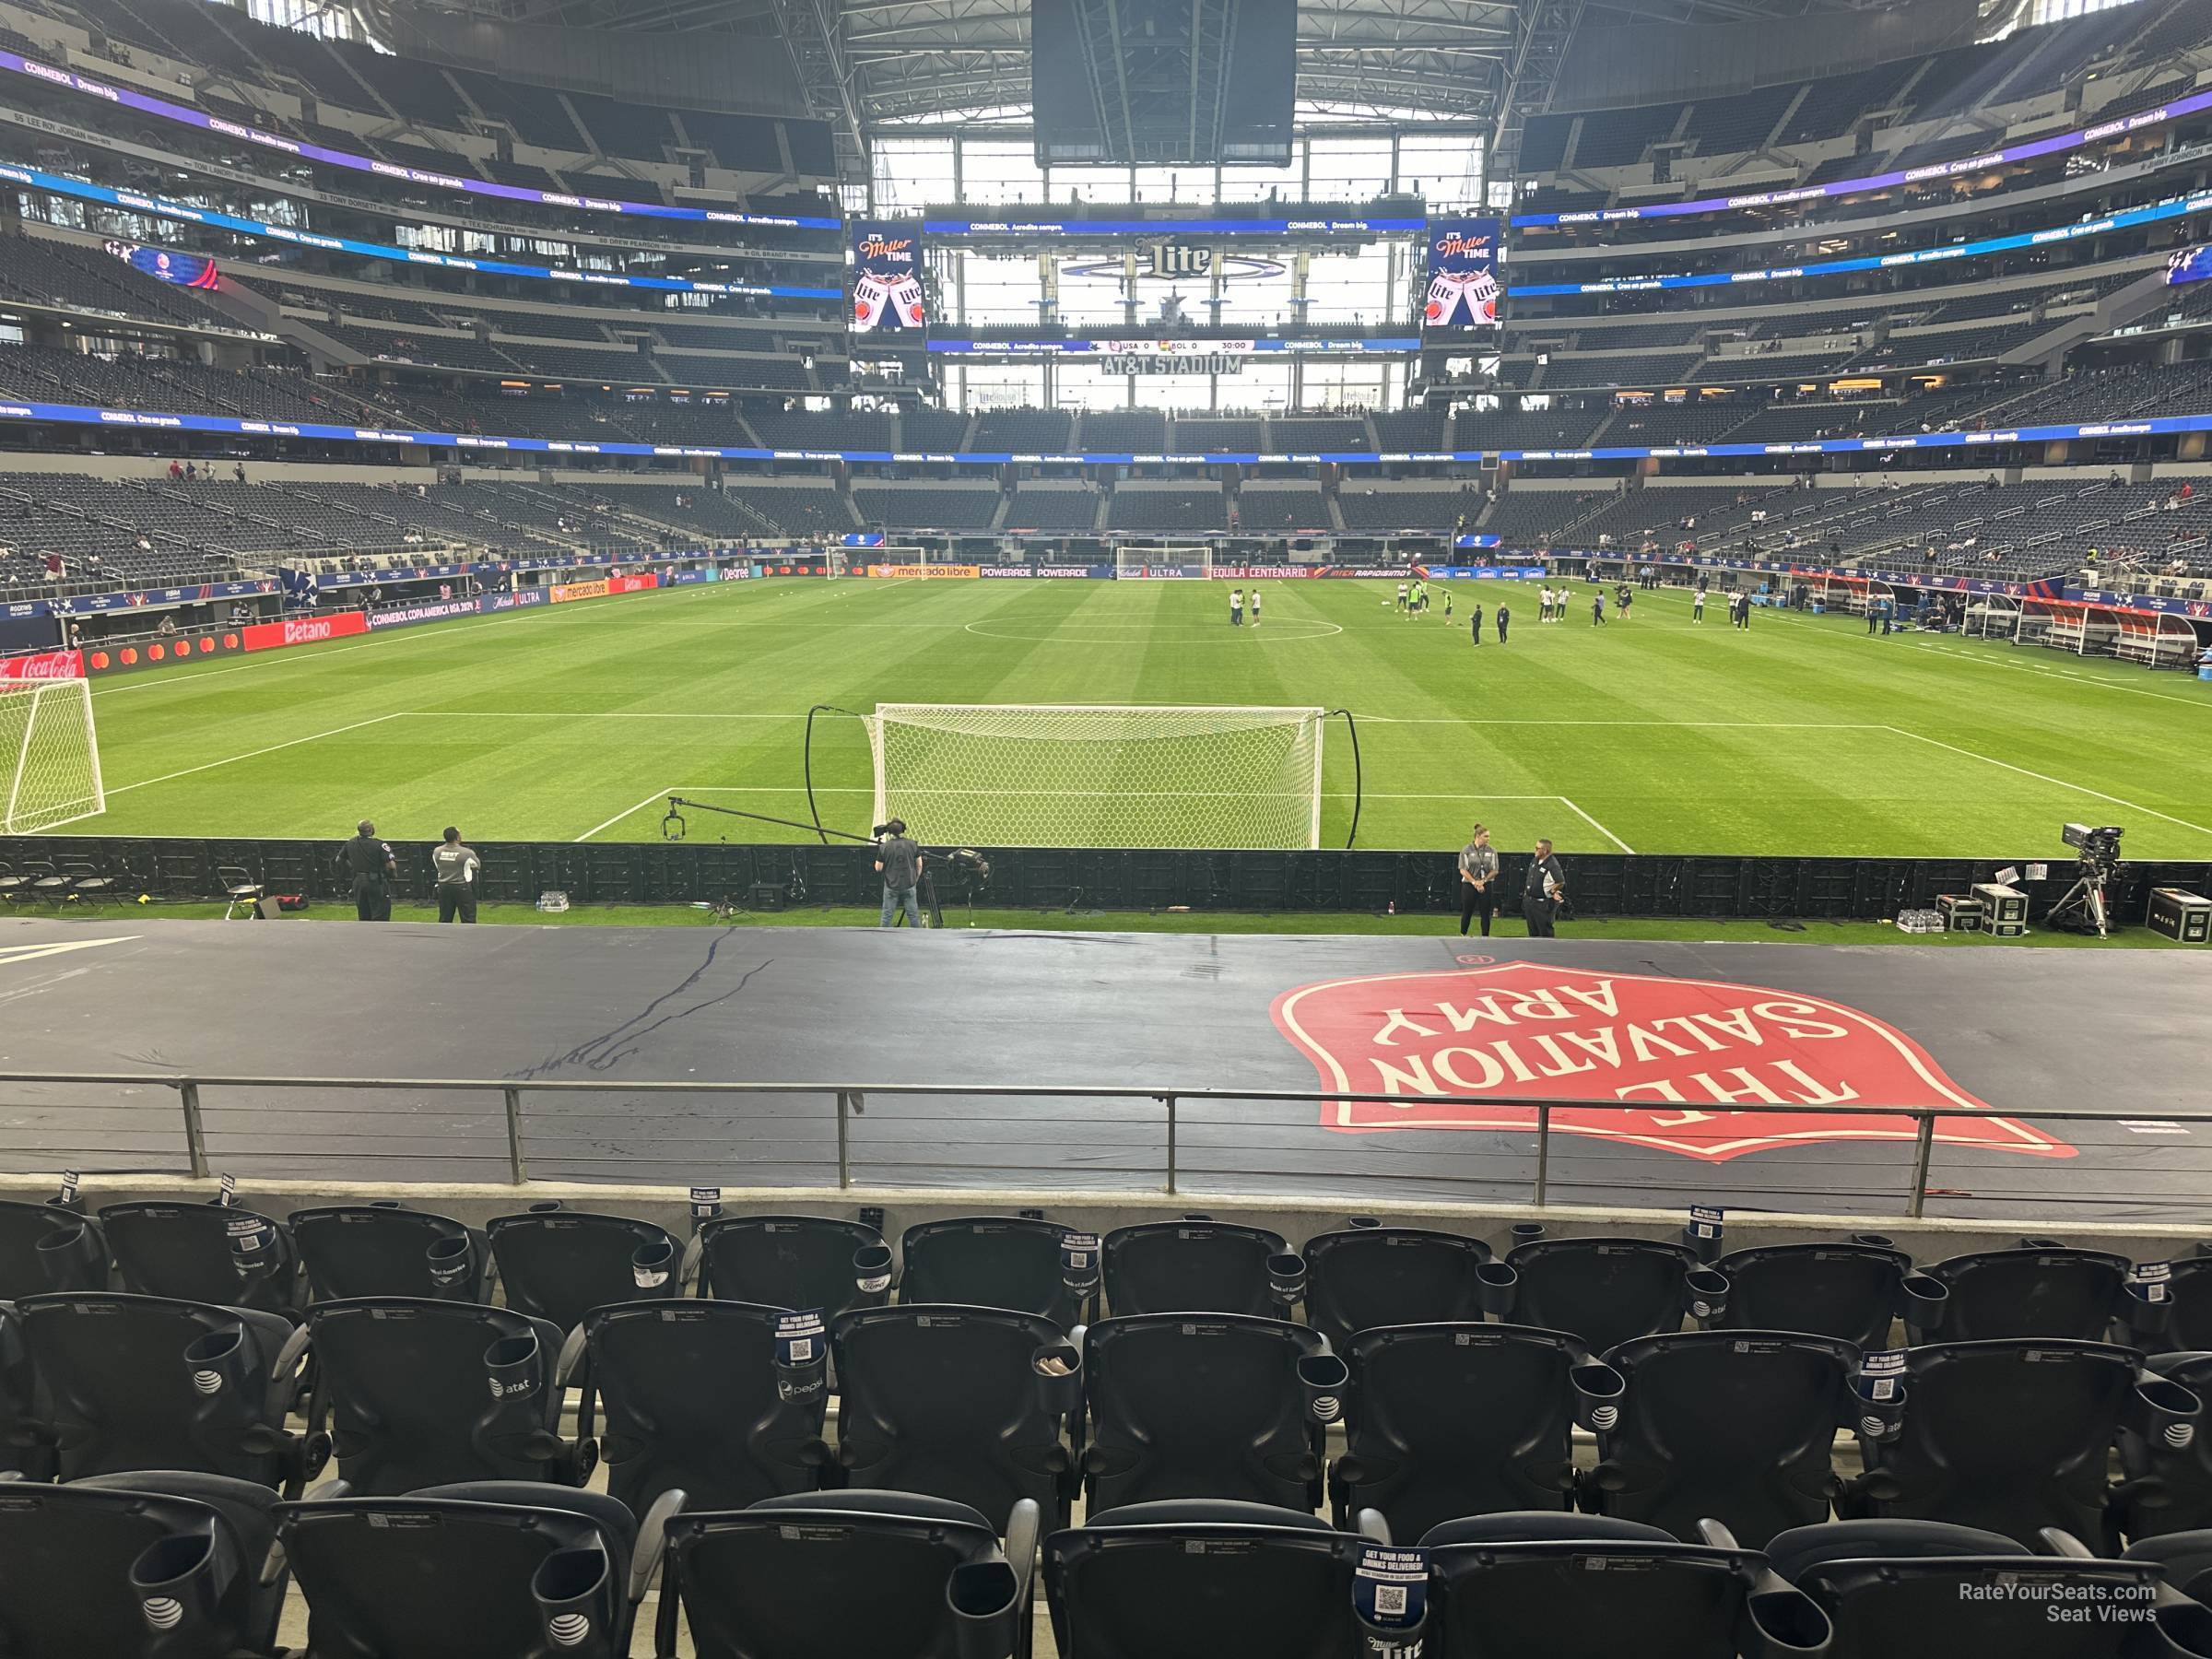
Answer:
[
  {"xmin": 1374, "ymin": 1585, "xmax": 1407, "ymax": 1617},
  {"xmin": 788, "ymin": 1338, "xmax": 815, "ymax": 1362}
]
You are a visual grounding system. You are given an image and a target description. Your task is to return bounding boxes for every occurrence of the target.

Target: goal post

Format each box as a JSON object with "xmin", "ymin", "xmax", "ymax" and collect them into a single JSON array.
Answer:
[
  {"xmin": 0, "ymin": 677, "xmax": 105, "ymax": 835},
  {"xmin": 869, "ymin": 702, "xmax": 1325, "ymax": 848},
  {"xmin": 1115, "ymin": 545, "xmax": 1214, "ymax": 581}
]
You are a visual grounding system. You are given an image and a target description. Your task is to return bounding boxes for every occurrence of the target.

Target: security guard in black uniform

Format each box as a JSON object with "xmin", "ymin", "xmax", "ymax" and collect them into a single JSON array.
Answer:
[{"xmin": 341, "ymin": 818, "xmax": 396, "ymax": 921}]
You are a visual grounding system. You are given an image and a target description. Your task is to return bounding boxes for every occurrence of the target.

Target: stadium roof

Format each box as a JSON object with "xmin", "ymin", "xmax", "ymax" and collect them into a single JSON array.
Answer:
[{"xmin": 394, "ymin": 0, "xmax": 1916, "ymax": 131}]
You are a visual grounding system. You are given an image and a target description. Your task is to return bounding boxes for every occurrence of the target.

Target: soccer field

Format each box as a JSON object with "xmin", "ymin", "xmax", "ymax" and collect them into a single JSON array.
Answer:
[{"xmin": 59, "ymin": 575, "xmax": 2212, "ymax": 858}]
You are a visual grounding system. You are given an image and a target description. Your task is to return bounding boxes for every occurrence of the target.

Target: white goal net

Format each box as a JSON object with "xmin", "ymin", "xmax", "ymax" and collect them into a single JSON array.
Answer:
[
  {"xmin": 1, "ymin": 677, "xmax": 105, "ymax": 834},
  {"xmin": 1115, "ymin": 545, "xmax": 1214, "ymax": 581},
  {"xmin": 870, "ymin": 703, "xmax": 1324, "ymax": 848}
]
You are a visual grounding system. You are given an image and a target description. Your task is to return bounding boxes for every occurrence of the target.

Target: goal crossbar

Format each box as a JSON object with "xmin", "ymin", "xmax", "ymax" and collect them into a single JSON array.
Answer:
[{"xmin": 869, "ymin": 701, "xmax": 1325, "ymax": 849}]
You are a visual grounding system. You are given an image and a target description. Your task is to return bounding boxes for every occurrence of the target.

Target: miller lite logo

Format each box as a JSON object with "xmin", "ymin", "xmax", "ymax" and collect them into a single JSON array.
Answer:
[
  {"xmin": 1138, "ymin": 241, "xmax": 1212, "ymax": 280},
  {"xmin": 1271, "ymin": 963, "xmax": 2074, "ymax": 1162}
]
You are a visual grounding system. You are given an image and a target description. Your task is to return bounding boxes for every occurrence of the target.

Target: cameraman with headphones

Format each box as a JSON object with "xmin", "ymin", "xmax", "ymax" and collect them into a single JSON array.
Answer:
[{"xmin": 875, "ymin": 818, "xmax": 925, "ymax": 929}]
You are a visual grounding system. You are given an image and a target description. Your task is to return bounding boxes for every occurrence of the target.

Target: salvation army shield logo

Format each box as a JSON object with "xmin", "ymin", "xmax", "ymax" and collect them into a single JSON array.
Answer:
[{"xmin": 1270, "ymin": 963, "xmax": 2075, "ymax": 1163}]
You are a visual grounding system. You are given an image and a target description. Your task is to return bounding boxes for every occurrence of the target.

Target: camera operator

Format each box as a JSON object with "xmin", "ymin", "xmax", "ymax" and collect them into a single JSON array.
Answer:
[{"xmin": 875, "ymin": 818, "xmax": 924, "ymax": 929}]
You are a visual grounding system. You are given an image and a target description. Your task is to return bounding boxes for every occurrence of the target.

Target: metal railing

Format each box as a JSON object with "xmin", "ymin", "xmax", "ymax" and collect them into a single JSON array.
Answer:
[{"xmin": 3, "ymin": 1070, "xmax": 2207, "ymax": 1218}]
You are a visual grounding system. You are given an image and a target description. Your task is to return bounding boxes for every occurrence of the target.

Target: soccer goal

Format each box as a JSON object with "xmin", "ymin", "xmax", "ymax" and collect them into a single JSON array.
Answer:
[
  {"xmin": 1115, "ymin": 545, "xmax": 1214, "ymax": 580},
  {"xmin": 868, "ymin": 703, "xmax": 1328, "ymax": 848},
  {"xmin": 1, "ymin": 677, "xmax": 105, "ymax": 834}
]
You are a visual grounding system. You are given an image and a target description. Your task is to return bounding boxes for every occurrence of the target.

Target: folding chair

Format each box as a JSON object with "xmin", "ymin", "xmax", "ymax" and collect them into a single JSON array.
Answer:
[
  {"xmin": 290, "ymin": 1201, "xmax": 489, "ymax": 1302},
  {"xmin": 217, "ymin": 865, "xmax": 265, "ymax": 922},
  {"xmin": 278, "ymin": 1480, "xmax": 675, "ymax": 1659},
  {"xmin": 0, "ymin": 1470, "xmax": 291, "ymax": 1659},
  {"xmin": 303, "ymin": 1297, "xmax": 591, "ymax": 1495},
  {"xmin": 14, "ymin": 1290, "xmax": 318, "ymax": 1488},
  {"xmin": 1330, "ymin": 1322, "xmax": 1618, "ymax": 1540},
  {"xmin": 832, "ymin": 1302, "xmax": 1082, "ymax": 1528},
  {"xmin": 1583, "ymin": 1329, "xmax": 1860, "ymax": 1547},
  {"xmin": 581, "ymin": 1298, "xmax": 830, "ymax": 1516},
  {"xmin": 657, "ymin": 1490, "xmax": 1036, "ymax": 1659},
  {"xmin": 1045, "ymin": 1500, "xmax": 1375, "ymax": 1659},
  {"xmin": 1081, "ymin": 1312, "xmax": 1343, "ymax": 1513}
]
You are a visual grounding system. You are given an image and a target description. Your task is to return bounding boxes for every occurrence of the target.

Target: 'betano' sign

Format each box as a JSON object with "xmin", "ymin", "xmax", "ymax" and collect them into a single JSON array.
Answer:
[
  {"xmin": 0, "ymin": 391, "xmax": 2197, "ymax": 466},
  {"xmin": 242, "ymin": 611, "xmax": 368, "ymax": 652}
]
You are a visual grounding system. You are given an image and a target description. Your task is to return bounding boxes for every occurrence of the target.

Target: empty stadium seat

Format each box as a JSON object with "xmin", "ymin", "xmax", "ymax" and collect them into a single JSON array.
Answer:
[
  {"xmin": 303, "ymin": 1298, "xmax": 590, "ymax": 1494},
  {"xmin": 2119, "ymin": 1352, "xmax": 2212, "ymax": 1540},
  {"xmin": 1080, "ymin": 1312, "xmax": 1341, "ymax": 1512},
  {"xmin": 0, "ymin": 1299, "xmax": 41, "ymax": 1478},
  {"xmin": 0, "ymin": 1471, "xmax": 289, "ymax": 1659},
  {"xmin": 277, "ymin": 1480, "xmax": 672, "ymax": 1659},
  {"xmin": 1843, "ymin": 1340, "xmax": 2200, "ymax": 1548},
  {"xmin": 0, "ymin": 1194, "xmax": 108, "ymax": 1299},
  {"xmin": 579, "ymin": 1298, "xmax": 829, "ymax": 1516},
  {"xmin": 1583, "ymin": 1329, "xmax": 1859, "ymax": 1547},
  {"xmin": 1330, "ymin": 1323, "xmax": 1615, "ymax": 1538},
  {"xmin": 693, "ymin": 1212, "xmax": 891, "ymax": 1321},
  {"xmin": 1101, "ymin": 1218, "xmax": 1293, "ymax": 1317},
  {"xmin": 898, "ymin": 1216, "xmax": 1095, "ymax": 1330},
  {"xmin": 831, "ymin": 1302, "xmax": 1081, "ymax": 1528},
  {"xmin": 13, "ymin": 1291, "xmax": 315, "ymax": 1487},
  {"xmin": 2125, "ymin": 1528, "xmax": 2212, "ymax": 1608},
  {"xmin": 1492, "ymin": 1232, "xmax": 1721, "ymax": 1354},
  {"xmin": 1771, "ymin": 1519, "xmax": 2212, "ymax": 1659},
  {"xmin": 1920, "ymin": 1244, "xmax": 2144, "ymax": 1342},
  {"xmin": 1044, "ymin": 1500, "xmax": 1374, "ymax": 1659},
  {"xmin": 1711, "ymin": 1238, "xmax": 1943, "ymax": 1347},
  {"xmin": 486, "ymin": 1204, "xmax": 685, "ymax": 1333},
  {"xmin": 656, "ymin": 1489, "xmax": 1036, "ymax": 1659},
  {"xmin": 290, "ymin": 1201, "xmax": 489, "ymax": 1302},
  {"xmin": 1299, "ymin": 1225, "xmax": 1500, "ymax": 1351},
  {"xmin": 99, "ymin": 1199, "xmax": 309, "ymax": 1319},
  {"xmin": 1421, "ymin": 1511, "xmax": 1833, "ymax": 1659},
  {"xmin": 2163, "ymin": 1253, "xmax": 2212, "ymax": 1352}
]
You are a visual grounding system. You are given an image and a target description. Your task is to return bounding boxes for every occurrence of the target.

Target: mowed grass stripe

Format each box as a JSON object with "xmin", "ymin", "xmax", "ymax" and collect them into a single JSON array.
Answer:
[{"xmin": 56, "ymin": 576, "xmax": 2212, "ymax": 856}]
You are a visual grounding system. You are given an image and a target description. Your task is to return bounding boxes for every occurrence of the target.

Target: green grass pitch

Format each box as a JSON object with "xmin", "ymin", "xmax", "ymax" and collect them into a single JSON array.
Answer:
[{"xmin": 61, "ymin": 575, "xmax": 2212, "ymax": 859}]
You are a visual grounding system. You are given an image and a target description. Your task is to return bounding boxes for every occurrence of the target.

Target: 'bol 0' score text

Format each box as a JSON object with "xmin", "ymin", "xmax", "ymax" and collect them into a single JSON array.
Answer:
[{"xmin": 852, "ymin": 223, "xmax": 928, "ymax": 334}]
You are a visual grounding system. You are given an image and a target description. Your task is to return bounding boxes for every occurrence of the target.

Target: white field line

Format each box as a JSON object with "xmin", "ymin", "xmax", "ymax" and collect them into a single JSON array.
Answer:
[
  {"xmin": 573, "ymin": 786, "xmax": 678, "ymax": 843},
  {"xmin": 106, "ymin": 712, "xmax": 407, "ymax": 796},
  {"xmin": 1878, "ymin": 726, "xmax": 2212, "ymax": 844},
  {"xmin": 1559, "ymin": 796, "xmax": 1637, "ymax": 854}
]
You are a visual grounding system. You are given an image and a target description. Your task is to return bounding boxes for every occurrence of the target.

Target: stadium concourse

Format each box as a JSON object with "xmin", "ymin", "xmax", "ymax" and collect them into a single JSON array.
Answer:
[{"xmin": 11, "ymin": 0, "xmax": 2212, "ymax": 1655}]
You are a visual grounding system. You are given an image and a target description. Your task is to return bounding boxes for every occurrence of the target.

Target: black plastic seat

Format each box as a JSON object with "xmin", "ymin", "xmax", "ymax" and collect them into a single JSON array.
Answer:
[
  {"xmin": 1777, "ymin": 1519, "xmax": 2205, "ymax": 1659},
  {"xmin": 1497, "ymin": 1235, "xmax": 1712, "ymax": 1354},
  {"xmin": 1712, "ymin": 1240, "xmax": 1937, "ymax": 1348},
  {"xmin": 1300, "ymin": 1226, "xmax": 1496, "ymax": 1351},
  {"xmin": 0, "ymin": 1195, "xmax": 109, "ymax": 1299},
  {"xmin": 1081, "ymin": 1312, "xmax": 1340, "ymax": 1513},
  {"xmin": 581, "ymin": 1299, "xmax": 828, "ymax": 1516},
  {"xmin": 1845, "ymin": 1340, "xmax": 2199, "ymax": 1549},
  {"xmin": 2167, "ymin": 1253, "xmax": 2212, "ymax": 1352},
  {"xmin": 832, "ymin": 1302, "xmax": 1081, "ymax": 1528},
  {"xmin": 0, "ymin": 1470, "xmax": 288, "ymax": 1659},
  {"xmin": 1584, "ymin": 1329, "xmax": 1859, "ymax": 1547},
  {"xmin": 0, "ymin": 1298, "xmax": 42, "ymax": 1478},
  {"xmin": 1920, "ymin": 1245, "xmax": 2136, "ymax": 1342},
  {"xmin": 2120, "ymin": 1353, "xmax": 2212, "ymax": 1540},
  {"xmin": 2125, "ymin": 1529, "xmax": 2212, "ymax": 1606},
  {"xmin": 99, "ymin": 1199, "xmax": 308, "ymax": 1319},
  {"xmin": 657, "ymin": 1489, "xmax": 1037, "ymax": 1659},
  {"xmin": 899, "ymin": 1216, "xmax": 1092, "ymax": 1329},
  {"xmin": 291, "ymin": 1202, "xmax": 489, "ymax": 1302},
  {"xmin": 486, "ymin": 1205, "xmax": 684, "ymax": 1334},
  {"xmin": 692, "ymin": 1213, "xmax": 889, "ymax": 1322},
  {"xmin": 304, "ymin": 1297, "xmax": 589, "ymax": 1495},
  {"xmin": 14, "ymin": 1290, "xmax": 314, "ymax": 1487},
  {"xmin": 1044, "ymin": 1500, "xmax": 1371, "ymax": 1659},
  {"xmin": 1421, "ymin": 1512, "xmax": 1835, "ymax": 1659},
  {"xmin": 277, "ymin": 1480, "xmax": 667, "ymax": 1659},
  {"xmin": 1331, "ymin": 1322, "xmax": 1606, "ymax": 1539},
  {"xmin": 1101, "ymin": 1219, "xmax": 1290, "ymax": 1316}
]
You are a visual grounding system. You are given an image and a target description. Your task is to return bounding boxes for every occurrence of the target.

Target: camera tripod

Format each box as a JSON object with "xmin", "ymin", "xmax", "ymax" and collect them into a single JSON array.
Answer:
[{"xmin": 2045, "ymin": 858, "xmax": 2118, "ymax": 938}]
